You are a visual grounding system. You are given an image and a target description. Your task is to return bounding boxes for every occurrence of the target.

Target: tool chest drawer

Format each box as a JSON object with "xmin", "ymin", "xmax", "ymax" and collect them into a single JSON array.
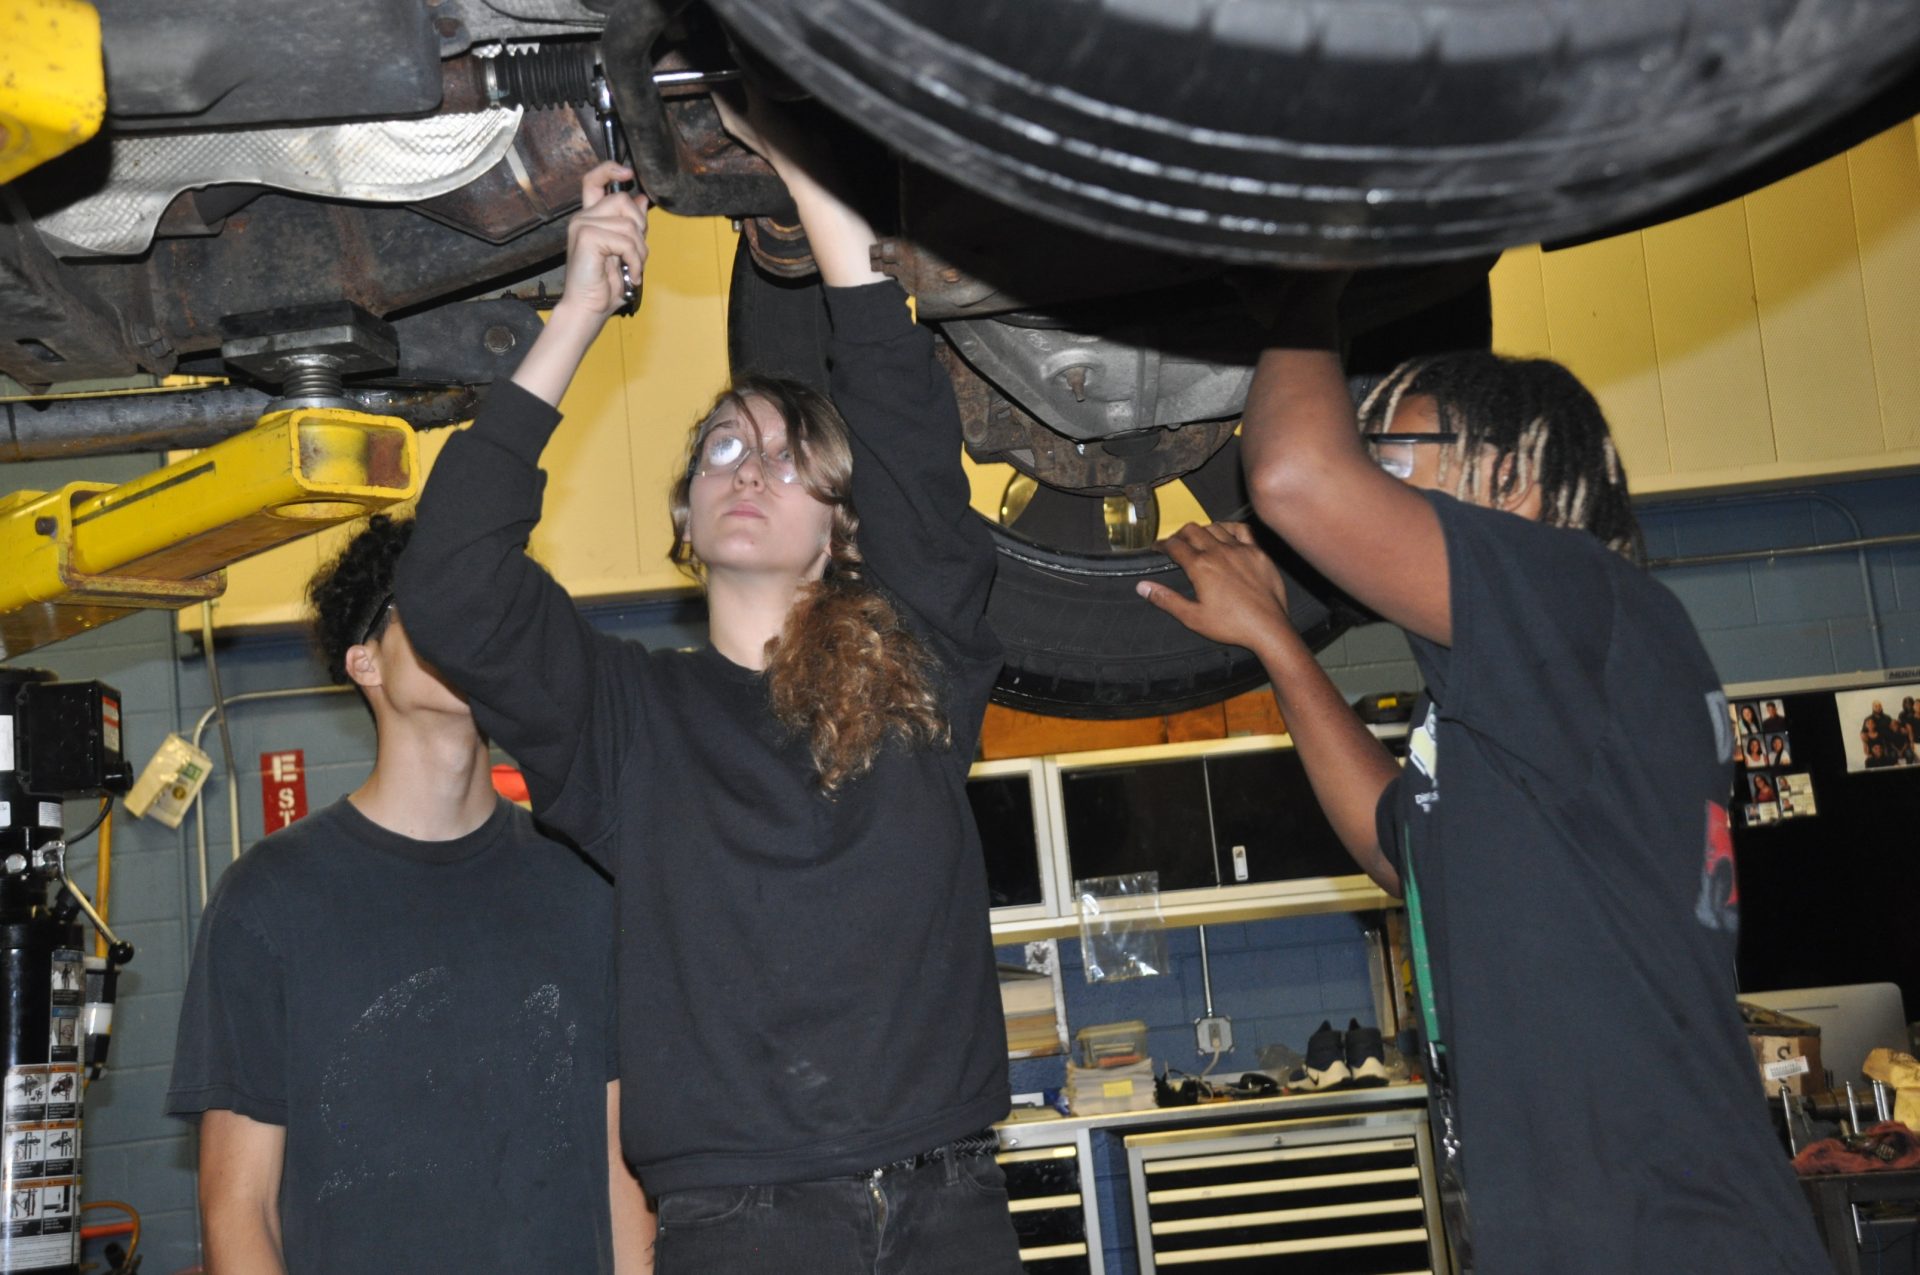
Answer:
[
  {"xmin": 1002, "ymin": 1137, "xmax": 1098, "ymax": 1274},
  {"xmin": 1126, "ymin": 1108, "xmax": 1446, "ymax": 1274}
]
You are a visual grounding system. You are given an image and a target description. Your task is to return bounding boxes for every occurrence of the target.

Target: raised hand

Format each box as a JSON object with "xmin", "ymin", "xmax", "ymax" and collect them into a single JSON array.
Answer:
[
  {"xmin": 558, "ymin": 161, "xmax": 650, "ymax": 321},
  {"xmin": 1226, "ymin": 268, "xmax": 1350, "ymax": 338},
  {"xmin": 710, "ymin": 84, "xmax": 799, "ymax": 174},
  {"xmin": 1136, "ymin": 522, "xmax": 1297, "ymax": 656},
  {"xmin": 507, "ymin": 161, "xmax": 651, "ymax": 406},
  {"xmin": 709, "ymin": 86, "xmax": 885, "ymax": 287}
]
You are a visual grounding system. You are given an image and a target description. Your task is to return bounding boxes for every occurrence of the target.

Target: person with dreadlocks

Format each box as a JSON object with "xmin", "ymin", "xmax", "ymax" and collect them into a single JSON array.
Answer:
[
  {"xmin": 1139, "ymin": 275, "xmax": 1828, "ymax": 1273},
  {"xmin": 392, "ymin": 92, "xmax": 1022, "ymax": 1273}
]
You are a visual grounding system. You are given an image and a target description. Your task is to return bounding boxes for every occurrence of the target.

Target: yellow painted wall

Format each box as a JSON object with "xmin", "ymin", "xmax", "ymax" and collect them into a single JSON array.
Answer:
[
  {"xmin": 199, "ymin": 118, "xmax": 1920, "ymax": 627},
  {"xmin": 1490, "ymin": 117, "xmax": 1920, "ymax": 499}
]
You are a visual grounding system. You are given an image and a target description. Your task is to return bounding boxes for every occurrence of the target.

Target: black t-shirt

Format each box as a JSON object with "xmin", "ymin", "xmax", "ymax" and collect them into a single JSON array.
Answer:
[
  {"xmin": 1376, "ymin": 492, "xmax": 1827, "ymax": 1272},
  {"xmin": 1863, "ymin": 710, "xmax": 1898, "ymax": 749},
  {"xmin": 395, "ymin": 282, "xmax": 1011, "ymax": 1196},
  {"xmin": 168, "ymin": 798, "xmax": 618, "ymax": 1275}
]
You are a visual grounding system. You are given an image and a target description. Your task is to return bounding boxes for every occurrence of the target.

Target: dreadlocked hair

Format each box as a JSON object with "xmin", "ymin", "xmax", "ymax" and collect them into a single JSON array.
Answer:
[
  {"xmin": 1357, "ymin": 351, "xmax": 1642, "ymax": 561},
  {"xmin": 668, "ymin": 375, "xmax": 949, "ymax": 794}
]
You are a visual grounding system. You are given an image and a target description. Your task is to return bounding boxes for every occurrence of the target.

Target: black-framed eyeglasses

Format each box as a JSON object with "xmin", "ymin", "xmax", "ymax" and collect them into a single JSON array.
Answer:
[
  {"xmin": 1363, "ymin": 431, "xmax": 1459, "ymax": 479},
  {"xmin": 358, "ymin": 592, "xmax": 395, "ymax": 646}
]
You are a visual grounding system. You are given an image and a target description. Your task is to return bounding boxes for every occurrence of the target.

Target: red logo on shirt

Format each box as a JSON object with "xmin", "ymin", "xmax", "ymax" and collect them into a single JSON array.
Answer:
[{"xmin": 1694, "ymin": 800, "xmax": 1739, "ymax": 932}]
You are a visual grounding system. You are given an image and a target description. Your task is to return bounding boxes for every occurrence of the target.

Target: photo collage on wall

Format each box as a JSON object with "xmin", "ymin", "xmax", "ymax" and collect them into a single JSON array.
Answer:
[
  {"xmin": 1832, "ymin": 682, "xmax": 1920, "ymax": 774},
  {"xmin": 1729, "ymin": 697, "xmax": 1817, "ymax": 826}
]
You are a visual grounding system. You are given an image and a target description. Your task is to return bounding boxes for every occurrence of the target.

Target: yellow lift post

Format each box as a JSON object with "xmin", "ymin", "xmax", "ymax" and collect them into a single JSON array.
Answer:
[{"xmin": 0, "ymin": 406, "xmax": 419, "ymax": 658}]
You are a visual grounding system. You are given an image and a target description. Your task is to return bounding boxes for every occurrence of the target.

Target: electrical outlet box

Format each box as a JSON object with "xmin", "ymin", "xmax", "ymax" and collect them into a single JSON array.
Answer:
[
  {"xmin": 123, "ymin": 732, "xmax": 213, "ymax": 829},
  {"xmin": 1195, "ymin": 1014, "xmax": 1233, "ymax": 1056}
]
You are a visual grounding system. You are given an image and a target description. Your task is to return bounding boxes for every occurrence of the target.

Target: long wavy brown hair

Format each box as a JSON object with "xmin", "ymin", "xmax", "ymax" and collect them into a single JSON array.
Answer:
[{"xmin": 669, "ymin": 376, "xmax": 948, "ymax": 792}]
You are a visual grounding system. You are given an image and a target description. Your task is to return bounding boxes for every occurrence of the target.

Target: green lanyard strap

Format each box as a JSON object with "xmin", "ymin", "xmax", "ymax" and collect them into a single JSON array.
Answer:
[{"xmin": 1401, "ymin": 826, "xmax": 1443, "ymax": 1049}]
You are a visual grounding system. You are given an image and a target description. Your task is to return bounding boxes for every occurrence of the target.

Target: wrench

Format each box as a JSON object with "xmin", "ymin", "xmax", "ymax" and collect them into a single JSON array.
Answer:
[{"xmin": 591, "ymin": 71, "xmax": 639, "ymax": 316}]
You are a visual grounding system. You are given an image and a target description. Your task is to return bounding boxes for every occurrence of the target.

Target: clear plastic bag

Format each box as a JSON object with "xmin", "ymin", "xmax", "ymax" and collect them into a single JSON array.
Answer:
[{"xmin": 1075, "ymin": 872, "xmax": 1167, "ymax": 983}]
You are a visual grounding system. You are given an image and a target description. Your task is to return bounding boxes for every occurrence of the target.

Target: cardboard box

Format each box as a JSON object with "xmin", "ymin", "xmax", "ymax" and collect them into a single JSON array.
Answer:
[
  {"xmin": 1066, "ymin": 1059, "xmax": 1157, "ymax": 1115},
  {"xmin": 1740, "ymin": 1002, "xmax": 1824, "ymax": 1096},
  {"xmin": 999, "ymin": 968, "xmax": 1062, "ymax": 1059}
]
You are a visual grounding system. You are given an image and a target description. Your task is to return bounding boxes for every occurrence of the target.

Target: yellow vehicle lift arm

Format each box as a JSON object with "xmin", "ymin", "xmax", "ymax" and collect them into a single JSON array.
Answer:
[
  {"xmin": 1, "ymin": 406, "xmax": 418, "ymax": 658},
  {"xmin": 0, "ymin": 0, "xmax": 106, "ymax": 185}
]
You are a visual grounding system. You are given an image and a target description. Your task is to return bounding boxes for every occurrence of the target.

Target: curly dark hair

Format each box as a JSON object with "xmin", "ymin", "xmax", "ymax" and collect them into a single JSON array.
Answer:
[{"xmin": 308, "ymin": 514, "xmax": 414, "ymax": 684}]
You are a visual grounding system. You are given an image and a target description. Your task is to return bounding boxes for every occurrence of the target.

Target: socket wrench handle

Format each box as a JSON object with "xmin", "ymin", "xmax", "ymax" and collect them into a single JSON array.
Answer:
[{"xmin": 591, "ymin": 71, "xmax": 640, "ymax": 317}]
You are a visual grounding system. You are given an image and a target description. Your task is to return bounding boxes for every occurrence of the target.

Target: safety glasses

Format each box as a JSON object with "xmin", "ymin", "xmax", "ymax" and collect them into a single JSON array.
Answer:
[
  {"xmin": 1363, "ymin": 431, "xmax": 1459, "ymax": 480},
  {"xmin": 692, "ymin": 429, "xmax": 800, "ymax": 485},
  {"xmin": 358, "ymin": 592, "xmax": 394, "ymax": 646}
]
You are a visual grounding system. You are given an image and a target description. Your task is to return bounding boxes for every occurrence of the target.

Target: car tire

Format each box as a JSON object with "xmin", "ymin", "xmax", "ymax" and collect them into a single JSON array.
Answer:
[
  {"xmin": 982, "ymin": 487, "xmax": 1363, "ymax": 718},
  {"xmin": 707, "ymin": 0, "xmax": 1920, "ymax": 266}
]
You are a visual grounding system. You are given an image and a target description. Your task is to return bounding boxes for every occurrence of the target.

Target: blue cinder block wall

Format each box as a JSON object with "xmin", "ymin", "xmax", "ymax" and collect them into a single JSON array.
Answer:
[{"xmin": 4, "ymin": 445, "xmax": 1917, "ymax": 1270}]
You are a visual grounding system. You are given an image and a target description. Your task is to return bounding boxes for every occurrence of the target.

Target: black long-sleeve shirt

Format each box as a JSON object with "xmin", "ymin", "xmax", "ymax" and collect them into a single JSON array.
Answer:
[{"xmin": 395, "ymin": 281, "xmax": 1010, "ymax": 1194}]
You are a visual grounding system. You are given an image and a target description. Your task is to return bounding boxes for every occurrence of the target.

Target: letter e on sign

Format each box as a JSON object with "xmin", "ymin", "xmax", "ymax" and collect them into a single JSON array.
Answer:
[{"xmin": 259, "ymin": 750, "xmax": 309, "ymax": 830}]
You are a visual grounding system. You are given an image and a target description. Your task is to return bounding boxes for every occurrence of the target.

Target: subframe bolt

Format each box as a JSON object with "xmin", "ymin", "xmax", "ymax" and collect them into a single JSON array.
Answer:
[{"xmin": 483, "ymin": 325, "xmax": 517, "ymax": 355}]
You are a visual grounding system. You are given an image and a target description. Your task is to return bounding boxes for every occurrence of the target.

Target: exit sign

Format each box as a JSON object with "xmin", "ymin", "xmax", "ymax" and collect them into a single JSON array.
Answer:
[{"xmin": 259, "ymin": 749, "xmax": 309, "ymax": 831}]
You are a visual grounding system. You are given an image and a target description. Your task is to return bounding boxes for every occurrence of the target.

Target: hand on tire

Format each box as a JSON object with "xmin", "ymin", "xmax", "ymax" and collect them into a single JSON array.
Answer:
[
  {"xmin": 558, "ymin": 162, "xmax": 649, "ymax": 320},
  {"xmin": 1226, "ymin": 269, "xmax": 1350, "ymax": 341},
  {"xmin": 1137, "ymin": 522, "xmax": 1294, "ymax": 654}
]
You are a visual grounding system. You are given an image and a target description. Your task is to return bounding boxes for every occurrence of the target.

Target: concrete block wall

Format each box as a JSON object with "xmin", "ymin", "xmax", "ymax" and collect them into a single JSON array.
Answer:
[
  {"xmin": 1640, "ymin": 475, "xmax": 1920, "ymax": 684},
  {"xmin": 4, "ymin": 455, "xmax": 1917, "ymax": 1271},
  {"xmin": 1313, "ymin": 620, "xmax": 1422, "ymax": 703}
]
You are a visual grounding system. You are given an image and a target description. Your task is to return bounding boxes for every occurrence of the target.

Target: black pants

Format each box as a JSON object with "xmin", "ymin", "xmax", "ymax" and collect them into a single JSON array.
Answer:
[{"xmin": 652, "ymin": 1151, "xmax": 1025, "ymax": 1274}]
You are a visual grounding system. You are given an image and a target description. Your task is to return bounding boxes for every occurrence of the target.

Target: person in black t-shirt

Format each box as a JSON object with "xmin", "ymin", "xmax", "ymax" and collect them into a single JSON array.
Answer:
[
  {"xmin": 1137, "ymin": 276, "xmax": 1827, "ymax": 1273},
  {"xmin": 393, "ymin": 94, "xmax": 1021, "ymax": 1274},
  {"xmin": 168, "ymin": 517, "xmax": 648, "ymax": 1274}
]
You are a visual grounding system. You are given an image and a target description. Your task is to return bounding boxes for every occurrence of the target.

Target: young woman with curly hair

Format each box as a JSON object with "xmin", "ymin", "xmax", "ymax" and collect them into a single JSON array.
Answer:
[
  {"xmin": 393, "ymin": 96, "xmax": 1020, "ymax": 1273},
  {"xmin": 664, "ymin": 374, "xmax": 948, "ymax": 793}
]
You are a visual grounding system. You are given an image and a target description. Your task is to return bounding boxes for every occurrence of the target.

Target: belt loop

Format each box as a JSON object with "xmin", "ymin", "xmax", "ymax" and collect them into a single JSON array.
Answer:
[
  {"xmin": 942, "ymin": 1152, "xmax": 962, "ymax": 1186},
  {"xmin": 754, "ymin": 1184, "xmax": 774, "ymax": 1209}
]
